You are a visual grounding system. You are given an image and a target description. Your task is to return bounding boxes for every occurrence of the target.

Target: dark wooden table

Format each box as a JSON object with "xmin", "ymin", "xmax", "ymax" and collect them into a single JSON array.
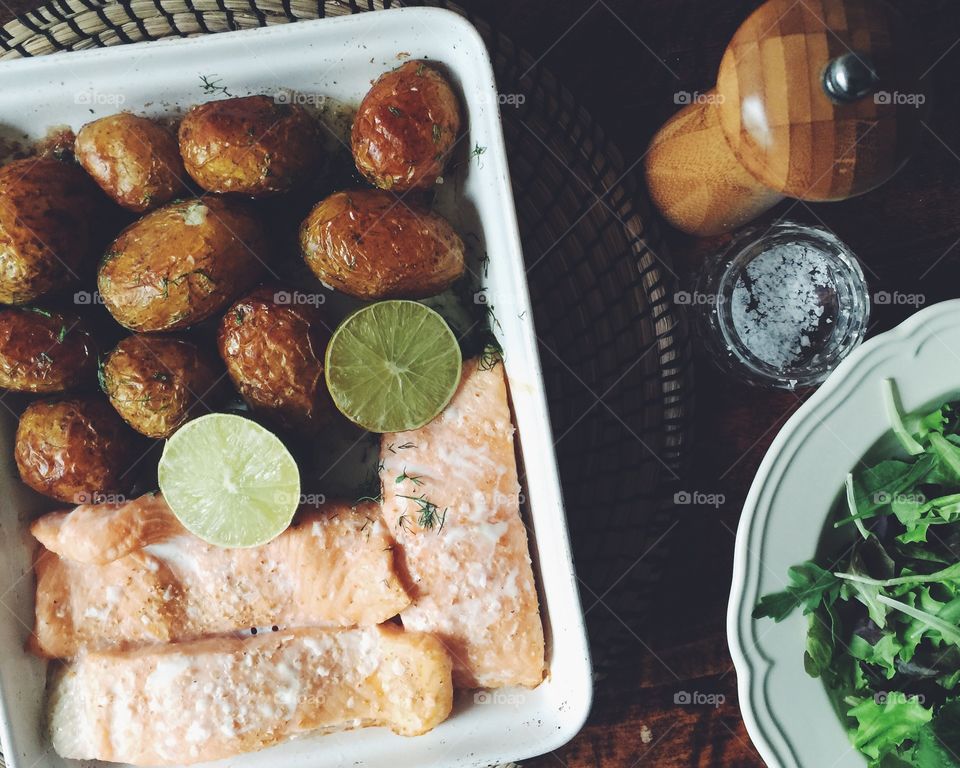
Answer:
[{"xmin": 1, "ymin": 0, "xmax": 958, "ymax": 765}]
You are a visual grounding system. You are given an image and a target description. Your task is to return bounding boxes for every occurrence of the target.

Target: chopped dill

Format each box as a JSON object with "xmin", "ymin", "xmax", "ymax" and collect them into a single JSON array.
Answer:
[
  {"xmin": 199, "ymin": 74, "xmax": 232, "ymax": 97},
  {"xmin": 25, "ymin": 307, "xmax": 52, "ymax": 318},
  {"xmin": 398, "ymin": 493, "xmax": 447, "ymax": 532},
  {"xmin": 432, "ymin": 124, "xmax": 442, "ymax": 143},
  {"xmin": 56, "ymin": 325, "xmax": 67, "ymax": 343},
  {"xmin": 395, "ymin": 468, "xmax": 424, "ymax": 486},
  {"xmin": 387, "ymin": 105, "xmax": 403, "ymax": 117}
]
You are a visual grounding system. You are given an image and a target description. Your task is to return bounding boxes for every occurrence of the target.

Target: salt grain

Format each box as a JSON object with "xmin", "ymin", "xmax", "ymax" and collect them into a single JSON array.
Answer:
[{"xmin": 730, "ymin": 244, "xmax": 832, "ymax": 371}]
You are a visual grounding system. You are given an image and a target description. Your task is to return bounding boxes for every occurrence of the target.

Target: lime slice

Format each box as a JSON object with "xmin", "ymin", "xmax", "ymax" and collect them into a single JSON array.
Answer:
[
  {"xmin": 325, "ymin": 300, "xmax": 462, "ymax": 433},
  {"xmin": 157, "ymin": 413, "xmax": 300, "ymax": 547}
]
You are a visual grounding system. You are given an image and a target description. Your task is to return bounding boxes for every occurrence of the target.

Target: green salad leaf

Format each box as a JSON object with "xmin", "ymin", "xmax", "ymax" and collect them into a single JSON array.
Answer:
[{"xmin": 756, "ymin": 383, "xmax": 960, "ymax": 768}]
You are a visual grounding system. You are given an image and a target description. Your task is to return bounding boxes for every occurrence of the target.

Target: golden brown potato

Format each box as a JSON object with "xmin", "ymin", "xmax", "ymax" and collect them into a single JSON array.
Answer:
[
  {"xmin": 299, "ymin": 189, "xmax": 464, "ymax": 300},
  {"xmin": 102, "ymin": 334, "xmax": 221, "ymax": 438},
  {"xmin": 98, "ymin": 197, "xmax": 267, "ymax": 332},
  {"xmin": 75, "ymin": 113, "xmax": 188, "ymax": 213},
  {"xmin": 15, "ymin": 396, "xmax": 138, "ymax": 503},
  {"xmin": 179, "ymin": 96, "xmax": 323, "ymax": 196},
  {"xmin": 352, "ymin": 60, "xmax": 461, "ymax": 192},
  {"xmin": 0, "ymin": 307, "xmax": 96, "ymax": 393},
  {"xmin": 0, "ymin": 158, "xmax": 102, "ymax": 305},
  {"xmin": 218, "ymin": 284, "xmax": 333, "ymax": 433}
]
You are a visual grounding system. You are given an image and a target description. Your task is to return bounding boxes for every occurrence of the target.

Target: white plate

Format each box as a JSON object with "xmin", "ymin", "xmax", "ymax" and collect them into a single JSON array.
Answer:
[
  {"xmin": 0, "ymin": 8, "xmax": 592, "ymax": 767},
  {"xmin": 728, "ymin": 299, "xmax": 960, "ymax": 767}
]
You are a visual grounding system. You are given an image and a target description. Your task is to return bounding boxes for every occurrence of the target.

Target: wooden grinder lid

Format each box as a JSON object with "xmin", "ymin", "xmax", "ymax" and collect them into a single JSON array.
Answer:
[{"xmin": 715, "ymin": 0, "xmax": 926, "ymax": 201}]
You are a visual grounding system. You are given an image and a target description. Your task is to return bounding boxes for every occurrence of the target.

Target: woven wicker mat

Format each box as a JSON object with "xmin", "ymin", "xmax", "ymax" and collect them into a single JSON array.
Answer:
[{"xmin": 0, "ymin": 0, "xmax": 692, "ymax": 762}]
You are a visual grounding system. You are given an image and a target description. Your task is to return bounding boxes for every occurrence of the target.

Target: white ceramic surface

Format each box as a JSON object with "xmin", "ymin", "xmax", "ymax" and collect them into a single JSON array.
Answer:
[
  {"xmin": 729, "ymin": 299, "xmax": 960, "ymax": 768},
  {"xmin": 0, "ymin": 8, "xmax": 592, "ymax": 767}
]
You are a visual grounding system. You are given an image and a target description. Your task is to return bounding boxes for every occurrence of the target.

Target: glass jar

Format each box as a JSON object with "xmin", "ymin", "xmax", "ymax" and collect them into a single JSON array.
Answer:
[{"xmin": 693, "ymin": 221, "xmax": 870, "ymax": 389}]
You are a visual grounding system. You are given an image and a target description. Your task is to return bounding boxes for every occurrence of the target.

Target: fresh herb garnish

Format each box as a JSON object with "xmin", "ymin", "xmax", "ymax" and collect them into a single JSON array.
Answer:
[
  {"xmin": 395, "ymin": 468, "xmax": 424, "ymax": 486},
  {"xmin": 397, "ymin": 493, "xmax": 447, "ymax": 532},
  {"xmin": 387, "ymin": 105, "xmax": 402, "ymax": 117},
  {"xmin": 432, "ymin": 124, "xmax": 442, "ymax": 144},
  {"xmin": 199, "ymin": 74, "xmax": 232, "ymax": 97}
]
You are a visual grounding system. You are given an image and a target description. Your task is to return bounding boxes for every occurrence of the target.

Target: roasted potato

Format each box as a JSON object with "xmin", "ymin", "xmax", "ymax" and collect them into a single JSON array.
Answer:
[
  {"xmin": 0, "ymin": 158, "xmax": 102, "ymax": 305},
  {"xmin": 299, "ymin": 189, "xmax": 464, "ymax": 299},
  {"xmin": 75, "ymin": 113, "xmax": 188, "ymax": 213},
  {"xmin": 103, "ymin": 335, "xmax": 221, "ymax": 438},
  {"xmin": 0, "ymin": 307, "xmax": 96, "ymax": 393},
  {"xmin": 15, "ymin": 396, "xmax": 138, "ymax": 503},
  {"xmin": 179, "ymin": 96, "xmax": 323, "ymax": 196},
  {"xmin": 352, "ymin": 60, "xmax": 461, "ymax": 192},
  {"xmin": 218, "ymin": 284, "xmax": 333, "ymax": 433},
  {"xmin": 98, "ymin": 197, "xmax": 267, "ymax": 331}
]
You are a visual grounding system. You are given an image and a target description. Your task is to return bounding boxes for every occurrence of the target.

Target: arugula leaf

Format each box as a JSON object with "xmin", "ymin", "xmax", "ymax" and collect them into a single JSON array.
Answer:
[{"xmin": 752, "ymin": 562, "xmax": 840, "ymax": 622}]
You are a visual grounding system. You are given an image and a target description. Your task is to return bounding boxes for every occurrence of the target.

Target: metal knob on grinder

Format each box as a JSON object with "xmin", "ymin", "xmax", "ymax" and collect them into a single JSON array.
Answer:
[{"xmin": 643, "ymin": 0, "xmax": 927, "ymax": 237}]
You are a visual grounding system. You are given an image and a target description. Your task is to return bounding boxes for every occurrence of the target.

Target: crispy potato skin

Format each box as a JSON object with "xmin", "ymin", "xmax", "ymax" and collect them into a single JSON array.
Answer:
[
  {"xmin": 0, "ymin": 158, "xmax": 101, "ymax": 305},
  {"xmin": 15, "ymin": 396, "xmax": 137, "ymax": 503},
  {"xmin": 352, "ymin": 61, "xmax": 461, "ymax": 192},
  {"xmin": 179, "ymin": 96, "xmax": 323, "ymax": 196},
  {"xmin": 0, "ymin": 307, "xmax": 96, "ymax": 393},
  {"xmin": 218, "ymin": 285, "xmax": 333, "ymax": 433},
  {"xmin": 103, "ymin": 335, "xmax": 220, "ymax": 438},
  {"xmin": 98, "ymin": 197, "xmax": 267, "ymax": 332},
  {"xmin": 75, "ymin": 113, "xmax": 187, "ymax": 213},
  {"xmin": 299, "ymin": 189, "xmax": 464, "ymax": 300}
]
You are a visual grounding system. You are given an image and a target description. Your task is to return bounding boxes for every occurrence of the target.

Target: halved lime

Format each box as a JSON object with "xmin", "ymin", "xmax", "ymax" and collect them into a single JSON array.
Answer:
[
  {"xmin": 325, "ymin": 300, "xmax": 462, "ymax": 433},
  {"xmin": 157, "ymin": 413, "xmax": 300, "ymax": 547}
]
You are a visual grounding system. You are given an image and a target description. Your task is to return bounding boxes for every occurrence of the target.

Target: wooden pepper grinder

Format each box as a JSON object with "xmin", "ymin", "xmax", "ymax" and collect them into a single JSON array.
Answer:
[{"xmin": 644, "ymin": 0, "xmax": 926, "ymax": 237}]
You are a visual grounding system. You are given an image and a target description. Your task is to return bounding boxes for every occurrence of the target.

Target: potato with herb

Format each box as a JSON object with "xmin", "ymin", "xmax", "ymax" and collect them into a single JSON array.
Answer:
[
  {"xmin": 218, "ymin": 284, "xmax": 333, "ymax": 433},
  {"xmin": 178, "ymin": 95, "xmax": 323, "ymax": 196},
  {"xmin": 0, "ymin": 307, "xmax": 96, "ymax": 393},
  {"xmin": 352, "ymin": 60, "xmax": 461, "ymax": 192},
  {"xmin": 299, "ymin": 189, "xmax": 465, "ymax": 300},
  {"xmin": 75, "ymin": 113, "xmax": 188, "ymax": 213},
  {"xmin": 0, "ymin": 158, "xmax": 102, "ymax": 305},
  {"xmin": 98, "ymin": 197, "xmax": 267, "ymax": 331},
  {"xmin": 14, "ymin": 396, "xmax": 138, "ymax": 503},
  {"xmin": 102, "ymin": 335, "xmax": 221, "ymax": 438}
]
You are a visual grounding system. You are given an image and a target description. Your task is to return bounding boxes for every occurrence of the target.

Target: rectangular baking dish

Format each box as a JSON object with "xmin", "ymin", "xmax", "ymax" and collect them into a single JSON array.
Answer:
[{"xmin": 0, "ymin": 7, "xmax": 592, "ymax": 768}]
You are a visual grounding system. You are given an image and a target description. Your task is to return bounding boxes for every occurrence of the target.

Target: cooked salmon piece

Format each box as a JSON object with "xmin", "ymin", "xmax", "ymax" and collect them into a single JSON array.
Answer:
[
  {"xmin": 380, "ymin": 358, "xmax": 545, "ymax": 688},
  {"xmin": 48, "ymin": 624, "xmax": 454, "ymax": 764},
  {"xmin": 31, "ymin": 492, "xmax": 185, "ymax": 564},
  {"xmin": 32, "ymin": 500, "xmax": 411, "ymax": 658}
]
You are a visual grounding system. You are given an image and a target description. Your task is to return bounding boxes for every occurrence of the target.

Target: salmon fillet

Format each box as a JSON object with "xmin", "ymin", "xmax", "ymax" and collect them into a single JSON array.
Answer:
[
  {"xmin": 48, "ymin": 624, "xmax": 454, "ymax": 765},
  {"xmin": 31, "ymin": 492, "xmax": 185, "ymax": 564},
  {"xmin": 380, "ymin": 359, "xmax": 545, "ymax": 688},
  {"xmin": 32, "ymin": 500, "xmax": 411, "ymax": 658}
]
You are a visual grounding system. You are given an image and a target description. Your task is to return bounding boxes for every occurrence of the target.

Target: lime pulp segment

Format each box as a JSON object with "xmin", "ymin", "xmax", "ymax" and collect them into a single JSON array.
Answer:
[
  {"xmin": 324, "ymin": 300, "xmax": 462, "ymax": 433},
  {"xmin": 157, "ymin": 413, "xmax": 300, "ymax": 548}
]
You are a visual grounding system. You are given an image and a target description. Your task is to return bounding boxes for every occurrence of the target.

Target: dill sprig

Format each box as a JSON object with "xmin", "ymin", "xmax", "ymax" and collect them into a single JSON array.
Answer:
[
  {"xmin": 395, "ymin": 467, "xmax": 424, "ymax": 486},
  {"xmin": 397, "ymin": 493, "xmax": 447, "ymax": 532}
]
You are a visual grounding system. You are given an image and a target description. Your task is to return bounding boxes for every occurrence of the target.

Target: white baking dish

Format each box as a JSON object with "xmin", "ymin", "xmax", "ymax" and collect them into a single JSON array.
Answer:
[{"xmin": 0, "ymin": 8, "xmax": 592, "ymax": 767}]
